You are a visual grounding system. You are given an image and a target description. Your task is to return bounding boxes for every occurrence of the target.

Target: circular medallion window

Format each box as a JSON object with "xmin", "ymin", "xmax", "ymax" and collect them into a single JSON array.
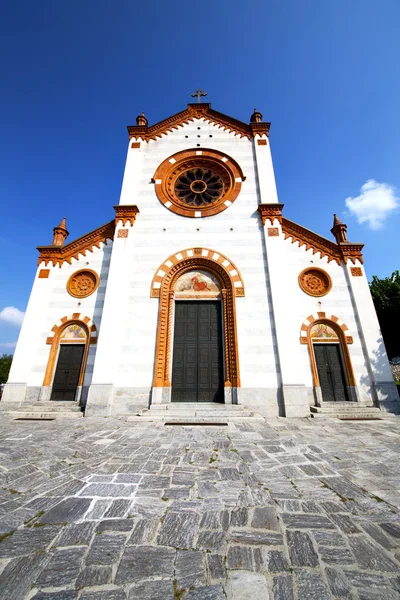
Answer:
[
  {"xmin": 153, "ymin": 149, "xmax": 245, "ymax": 218},
  {"xmin": 298, "ymin": 267, "xmax": 332, "ymax": 297},
  {"xmin": 67, "ymin": 269, "xmax": 99, "ymax": 298}
]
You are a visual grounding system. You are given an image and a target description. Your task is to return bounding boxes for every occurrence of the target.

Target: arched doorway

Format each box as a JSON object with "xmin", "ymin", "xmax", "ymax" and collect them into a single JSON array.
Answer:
[
  {"xmin": 43, "ymin": 315, "xmax": 97, "ymax": 402},
  {"xmin": 151, "ymin": 248, "xmax": 244, "ymax": 403},
  {"xmin": 301, "ymin": 315, "xmax": 356, "ymax": 404},
  {"xmin": 171, "ymin": 270, "xmax": 224, "ymax": 402}
]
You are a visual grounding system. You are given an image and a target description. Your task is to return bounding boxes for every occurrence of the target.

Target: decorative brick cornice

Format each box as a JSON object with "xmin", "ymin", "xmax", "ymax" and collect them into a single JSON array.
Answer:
[
  {"xmin": 338, "ymin": 242, "xmax": 364, "ymax": 265},
  {"xmin": 114, "ymin": 205, "xmax": 140, "ymax": 226},
  {"xmin": 258, "ymin": 203, "xmax": 284, "ymax": 226},
  {"xmin": 37, "ymin": 221, "xmax": 115, "ymax": 267},
  {"xmin": 127, "ymin": 103, "xmax": 270, "ymax": 141},
  {"xmin": 282, "ymin": 218, "xmax": 342, "ymax": 265}
]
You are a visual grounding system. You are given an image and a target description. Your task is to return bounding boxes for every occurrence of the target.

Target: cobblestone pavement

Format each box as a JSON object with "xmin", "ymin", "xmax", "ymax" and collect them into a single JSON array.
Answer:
[{"xmin": 0, "ymin": 415, "xmax": 400, "ymax": 600}]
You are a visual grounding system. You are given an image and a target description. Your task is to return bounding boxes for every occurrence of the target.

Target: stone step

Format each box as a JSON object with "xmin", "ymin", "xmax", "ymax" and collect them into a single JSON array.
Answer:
[
  {"xmin": 311, "ymin": 411, "xmax": 385, "ymax": 420},
  {"xmin": 310, "ymin": 404, "xmax": 379, "ymax": 413},
  {"xmin": 127, "ymin": 414, "xmax": 264, "ymax": 423},
  {"xmin": 149, "ymin": 403, "xmax": 244, "ymax": 411},
  {"xmin": 6, "ymin": 411, "xmax": 83, "ymax": 420},
  {"xmin": 148, "ymin": 409, "xmax": 254, "ymax": 418},
  {"xmin": 0, "ymin": 402, "xmax": 82, "ymax": 412}
]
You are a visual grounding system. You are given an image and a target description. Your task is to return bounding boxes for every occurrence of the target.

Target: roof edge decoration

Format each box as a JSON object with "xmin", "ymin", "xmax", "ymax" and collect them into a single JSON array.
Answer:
[
  {"xmin": 257, "ymin": 204, "xmax": 364, "ymax": 265},
  {"xmin": 127, "ymin": 103, "xmax": 270, "ymax": 141},
  {"xmin": 37, "ymin": 221, "xmax": 116, "ymax": 267},
  {"xmin": 282, "ymin": 218, "xmax": 364, "ymax": 265}
]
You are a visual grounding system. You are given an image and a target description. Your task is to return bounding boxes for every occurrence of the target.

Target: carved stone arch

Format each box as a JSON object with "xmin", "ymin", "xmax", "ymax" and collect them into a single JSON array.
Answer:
[
  {"xmin": 150, "ymin": 247, "xmax": 245, "ymax": 298},
  {"xmin": 152, "ymin": 253, "xmax": 242, "ymax": 390},
  {"xmin": 300, "ymin": 312, "xmax": 356, "ymax": 387},
  {"xmin": 43, "ymin": 314, "xmax": 97, "ymax": 388}
]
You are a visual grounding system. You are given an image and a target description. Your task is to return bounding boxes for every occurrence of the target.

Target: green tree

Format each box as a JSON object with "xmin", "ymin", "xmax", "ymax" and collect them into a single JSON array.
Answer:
[
  {"xmin": 369, "ymin": 270, "xmax": 400, "ymax": 359},
  {"xmin": 0, "ymin": 354, "xmax": 13, "ymax": 384}
]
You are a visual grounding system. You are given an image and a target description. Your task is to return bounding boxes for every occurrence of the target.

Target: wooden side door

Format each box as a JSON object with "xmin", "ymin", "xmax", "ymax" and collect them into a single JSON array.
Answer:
[
  {"xmin": 51, "ymin": 344, "xmax": 85, "ymax": 401},
  {"xmin": 171, "ymin": 301, "xmax": 223, "ymax": 402},
  {"xmin": 314, "ymin": 343, "xmax": 349, "ymax": 402}
]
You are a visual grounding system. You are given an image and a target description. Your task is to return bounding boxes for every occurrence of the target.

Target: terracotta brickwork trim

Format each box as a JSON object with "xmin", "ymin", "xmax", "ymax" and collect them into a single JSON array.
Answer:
[
  {"xmin": 37, "ymin": 221, "xmax": 115, "ymax": 267},
  {"xmin": 258, "ymin": 204, "xmax": 284, "ymax": 226},
  {"xmin": 127, "ymin": 103, "xmax": 270, "ymax": 141},
  {"xmin": 150, "ymin": 248, "xmax": 245, "ymax": 298},
  {"xmin": 43, "ymin": 315, "xmax": 97, "ymax": 388},
  {"xmin": 152, "ymin": 254, "xmax": 241, "ymax": 389},
  {"xmin": 114, "ymin": 205, "xmax": 140, "ymax": 226},
  {"xmin": 282, "ymin": 218, "xmax": 364, "ymax": 265},
  {"xmin": 300, "ymin": 313, "xmax": 356, "ymax": 388}
]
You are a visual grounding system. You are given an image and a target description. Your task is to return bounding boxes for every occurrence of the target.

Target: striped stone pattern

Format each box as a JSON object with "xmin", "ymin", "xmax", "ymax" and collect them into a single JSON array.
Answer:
[{"xmin": 150, "ymin": 247, "xmax": 245, "ymax": 297}]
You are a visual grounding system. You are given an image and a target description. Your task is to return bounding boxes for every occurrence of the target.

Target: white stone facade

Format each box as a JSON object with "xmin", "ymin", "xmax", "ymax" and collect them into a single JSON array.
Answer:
[{"xmin": 4, "ymin": 107, "xmax": 399, "ymax": 417}]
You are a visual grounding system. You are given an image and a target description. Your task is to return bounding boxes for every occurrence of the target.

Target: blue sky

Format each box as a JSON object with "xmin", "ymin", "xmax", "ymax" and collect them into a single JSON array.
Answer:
[{"xmin": 1, "ymin": 0, "xmax": 399, "ymax": 351}]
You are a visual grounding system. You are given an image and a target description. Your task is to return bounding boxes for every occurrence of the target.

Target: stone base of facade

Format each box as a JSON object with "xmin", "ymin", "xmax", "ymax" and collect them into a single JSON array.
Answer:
[
  {"xmin": 375, "ymin": 382, "xmax": 400, "ymax": 413},
  {"xmin": 282, "ymin": 384, "xmax": 311, "ymax": 418}
]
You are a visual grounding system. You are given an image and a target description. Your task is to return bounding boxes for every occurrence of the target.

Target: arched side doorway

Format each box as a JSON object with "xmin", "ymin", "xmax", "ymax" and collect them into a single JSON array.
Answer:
[
  {"xmin": 43, "ymin": 314, "xmax": 97, "ymax": 401},
  {"xmin": 300, "ymin": 313, "xmax": 356, "ymax": 405},
  {"xmin": 151, "ymin": 248, "xmax": 244, "ymax": 403}
]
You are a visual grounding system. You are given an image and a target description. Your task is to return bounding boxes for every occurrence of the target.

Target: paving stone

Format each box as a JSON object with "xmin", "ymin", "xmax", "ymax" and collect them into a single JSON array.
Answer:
[
  {"xmin": 115, "ymin": 546, "xmax": 175, "ymax": 583},
  {"xmin": 157, "ymin": 511, "xmax": 200, "ymax": 549},
  {"xmin": 272, "ymin": 575, "xmax": 294, "ymax": 600},
  {"xmin": 0, "ymin": 526, "xmax": 60, "ymax": 557},
  {"xmin": 227, "ymin": 546, "xmax": 253, "ymax": 570},
  {"xmin": 80, "ymin": 591, "xmax": 126, "ymax": 600},
  {"xmin": 317, "ymin": 544, "xmax": 354, "ymax": 565},
  {"xmin": 200, "ymin": 510, "xmax": 221, "ymax": 529},
  {"xmin": 96, "ymin": 518, "xmax": 134, "ymax": 532},
  {"xmin": 230, "ymin": 507, "xmax": 248, "ymax": 526},
  {"xmin": 295, "ymin": 569, "xmax": 331, "ymax": 600},
  {"xmin": 380, "ymin": 522, "xmax": 400, "ymax": 539},
  {"xmin": 55, "ymin": 522, "xmax": 96, "ymax": 547},
  {"xmin": 79, "ymin": 483, "xmax": 137, "ymax": 497},
  {"xmin": 344, "ymin": 570, "xmax": 391, "ymax": 588},
  {"xmin": 281, "ymin": 513, "xmax": 335, "ymax": 529},
  {"xmin": 358, "ymin": 589, "xmax": 400, "ymax": 600},
  {"xmin": 348, "ymin": 536, "xmax": 399, "ymax": 571},
  {"xmin": 75, "ymin": 565, "xmax": 112, "ymax": 588},
  {"xmin": 266, "ymin": 550, "xmax": 290, "ymax": 572},
  {"xmin": 128, "ymin": 518, "xmax": 159, "ymax": 544},
  {"xmin": 362, "ymin": 522, "xmax": 397, "ymax": 550},
  {"xmin": 230, "ymin": 529, "xmax": 282, "ymax": 545},
  {"xmin": 38, "ymin": 498, "xmax": 92, "ymax": 524},
  {"xmin": 128, "ymin": 579, "xmax": 174, "ymax": 600},
  {"xmin": 85, "ymin": 533, "xmax": 126, "ymax": 565},
  {"xmin": 325, "ymin": 566, "xmax": 355, "ymax": 598},
  {"xmin": 251, "ymin": 506, "xmax": 279, "ymax": 530},
  {"xmin": 114, "ymin": 474, "xmax": 142, "ymax": 483},
  {"xmin": 32, "ymin": 592, "xmax": 78, "ymax": 600},
  {"xmin": 327, "ymin": 512, "xmax": 361, "ymax": 533},
  {"xmin": 0, "ymin": 554, "xmax": 48, "ymax": 600},
  {"xmin": 36, "ymin": 547, "xmax": 86, "ymax": 587},
  {"xmin": 197, "ymin": 530, "xmax": 226, "ymax": 552},
  {"xmin": 207, "ymin": 554, "xmax": 226, "ymax": 580},
  {"xmin": 183, "ymin": 585, "xmax": 226, "ymax": 599},
  {"xmin": 175, "ymin": 550, "xmax": 206, "ymax": 588},
  {"xmin": 286, "ymin": 531, "xmax": 318, "ymax": 567},
  {"xmin": 84, "ymin": 499, "xmax": 111, "ymax": 520},
  {"xmin": 227, "ymin": 571, "xmax": 269, "ymax": 599},
  {"xmin": 312, "ymin": 529, "xmax": 346, "ymax": 545},
  {"xmin": 104, "ymin": 499, "xmax": 132, "ymax": 517}
]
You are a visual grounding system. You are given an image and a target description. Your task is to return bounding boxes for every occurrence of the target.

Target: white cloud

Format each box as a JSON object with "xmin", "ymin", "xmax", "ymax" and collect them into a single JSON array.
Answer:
[
  {"xmin": 345, "ymin": 180, "xmax": 399, "ymax": 230},
  {"xmin": 0, "ymin": 307, "xmax": 25, "ymax": 327},
  {"xmin": 0, "ymin": 342, "xmax": 16, "ymax": 349}
]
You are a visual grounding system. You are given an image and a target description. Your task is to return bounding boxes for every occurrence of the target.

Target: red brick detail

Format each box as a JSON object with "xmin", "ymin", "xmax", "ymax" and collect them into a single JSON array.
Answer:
[
  {"xmin": 351, "ymin": 267, "xmax": 363, "ymax": 276},
  {"xmin": 267, "ymin": 227, "xmax": 279, "ymax": 236},
  {"xmin": 257, "ymin": 139, "xmax": 267, "ymax": 146},
  {"xmin": 131, "ymin": 142, "xmax": 140, "ymax": 148},
  {"xmin": 117, "ymin": 229, "xmax": 129, "ymax": 238},
  {"xmin": 38, "ymin": 269, "xmax": 50, "ymax": 278}
]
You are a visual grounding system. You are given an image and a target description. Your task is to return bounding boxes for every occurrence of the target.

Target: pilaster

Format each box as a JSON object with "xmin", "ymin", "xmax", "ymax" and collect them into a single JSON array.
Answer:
[
  {"xmin": 253, "ymin": 137, "xmax": 279, "ymax": 204},
  {"xmin": 258, "ymin": 204, "xmax": 311, "ymax": 417},
  {"xmin": 344, "ymin": 262, "xmax": 399, "ymax": 413}
]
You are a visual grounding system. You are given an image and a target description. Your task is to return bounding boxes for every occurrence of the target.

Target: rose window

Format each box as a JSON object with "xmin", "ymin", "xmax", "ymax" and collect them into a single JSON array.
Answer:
[
  {"xmin": 174, "ymin": 168, "xmax": 224, "ymax": 207},
  {"xmin": 67, "ymin": 269, "xmax": 99, "ymax": 298}
]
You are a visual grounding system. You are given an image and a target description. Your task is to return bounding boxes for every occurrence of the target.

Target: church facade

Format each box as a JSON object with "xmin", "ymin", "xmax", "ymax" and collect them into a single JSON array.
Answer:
[{"xmin": 3, "ymin": 102, "xmax": 399, "ymax": 417}]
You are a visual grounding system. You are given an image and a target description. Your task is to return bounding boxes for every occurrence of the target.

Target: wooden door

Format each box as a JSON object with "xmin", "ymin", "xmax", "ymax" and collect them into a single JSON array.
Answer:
[
  {"xmin": 51, "ymin": 344, "xmax": 85, "ymax": 401},
  {"xmin": 171, "ymin": 301, "xmax": 224, "ymax": 402},
  {"xmin": 314, "ymin": 343, "xmax": 349, "ymax": 402}
]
